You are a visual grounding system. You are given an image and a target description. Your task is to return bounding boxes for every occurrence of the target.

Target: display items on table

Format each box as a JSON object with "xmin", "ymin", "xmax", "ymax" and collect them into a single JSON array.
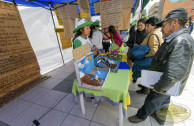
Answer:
[
  {"xmin": 105, "ymin": 50, "xmax": 123, "ymax": 62},
  {"xmin": 94, "ymin": 55, "xmax": 120, "ymax": 73},
  {"xmin": 74, "ymin": 52, "xmax": 110, "ymax": 90}
]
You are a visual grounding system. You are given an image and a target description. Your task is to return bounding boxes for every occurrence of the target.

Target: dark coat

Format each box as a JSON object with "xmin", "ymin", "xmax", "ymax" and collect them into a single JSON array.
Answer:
[
  {"xmin": 151, "ymin": 28, "xmax": 194, "ymax": 95},
  {"xmin": 126, "ymin": 29, "xmax": 148, "ymax": 48}
]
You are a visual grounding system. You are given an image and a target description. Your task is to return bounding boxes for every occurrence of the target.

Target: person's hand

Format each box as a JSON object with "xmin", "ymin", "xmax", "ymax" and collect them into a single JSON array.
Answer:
[
  {"xmin": 92, "ymin": 50, "xmax": 97, "ymax": 55},
  {"xmin": 151, "ymin": 85, "xmax": 165, "ymax": 94},
  {"xmin": 94, "ymin": 47, "xmax": 99, "ymax": 52}
]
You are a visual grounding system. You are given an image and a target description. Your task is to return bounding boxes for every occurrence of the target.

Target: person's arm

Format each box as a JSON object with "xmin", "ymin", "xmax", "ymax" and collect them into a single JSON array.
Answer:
[
  {"xmin": 154, "ymin": 41, "xmax": 191, "ymax": 93},
  {"xmin": 114, "ymin": 32, "xmax": 123, "ymax": 48},
  {"xmin": 74, "ymin": 39, "xmax": 82, "ymax": 49},
  {"xmin": 145, "ymin": 35, "xmax": 160, "ymax": 57}
]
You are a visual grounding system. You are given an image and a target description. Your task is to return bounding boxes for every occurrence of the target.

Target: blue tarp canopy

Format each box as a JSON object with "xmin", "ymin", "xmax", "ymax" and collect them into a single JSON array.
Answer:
[{"xmin": 4, "ymin": 0, "xmax": 100, "ymax": 16}]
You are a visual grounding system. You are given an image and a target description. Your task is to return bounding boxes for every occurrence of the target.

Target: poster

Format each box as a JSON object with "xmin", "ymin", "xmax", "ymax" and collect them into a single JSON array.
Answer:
[
  {"xmin": 100, "ymin": 0, "xmax": 122, "ymax": 28},
  {"xmin": 94, "ymin": 2, "xmax": 100, "ymax": 13},
  {"xmin": 78, "ymin": 0, "xmax": 91, "ymax": 21},
  {"xmin": 0, "ymin": 2, "xmax": 40, "ymax": 97}
]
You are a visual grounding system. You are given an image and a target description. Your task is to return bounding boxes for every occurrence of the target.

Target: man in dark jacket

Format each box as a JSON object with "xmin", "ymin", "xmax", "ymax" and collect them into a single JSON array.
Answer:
[{"xmin": 128, "ymin": 8, "xmax": 194, "ymax": 125}]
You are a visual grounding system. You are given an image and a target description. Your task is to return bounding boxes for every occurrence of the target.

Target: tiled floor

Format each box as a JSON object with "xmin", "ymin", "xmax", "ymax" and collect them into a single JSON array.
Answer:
[{"xmin": 0, "ymin": 60, "xmax": 194, "ymax": 126}]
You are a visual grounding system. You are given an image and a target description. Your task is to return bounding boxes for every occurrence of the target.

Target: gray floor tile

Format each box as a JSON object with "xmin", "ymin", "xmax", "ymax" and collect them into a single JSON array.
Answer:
[
  {"xmin": 128, "ymin": 90, "xmax": 147, "ymax": 108},
  {"xmin": 35, "ymin": 90, "xmax": 66, "ymax": 108},
  {"xmin": 54, "ymin": 94, "xmax": 75, "ymax": 113},
  {"xmin": 70, "ymin": 97, "xmax": 97, "ymax": 120},
  {"xmin": 150, "ymin": 117, "xmax": 185, "ymax": 126},
  {"xmin": 0, "ymin": 99, "xmax": 19, "ymax": 112},
  {"xmin": 0, "ymin": 99, "xmax": 32, "ymax": 123},
  {"xmin": 123, "ymin": 107, "xmax": 151, "ymax": 126},
  {"xmin": 0, "ymin": 121, "xmax": 10, "ymax": 126},
  {"xmin": 128, "ymin": 79, "xmax": 142, "ymax": 91},
  {"xmin": 60, "ymin": 115, "xmax": 90, "ymax": 126},
  {"xmin": 38, "ymin": 78, "xmax": 64, "ymax": 89},
  {"xmin": 20, "ymin": 87, "xmax": 50, "ymax": 103},
  {"xmin": 18, "ymin": 86, "xmax": 39, "ymax": 99},
  {"xmin": 52, "ymin": 72, "xmax": 72, "ymax": 80},
  {"xmin": 52, "ymin": 80, "xmax": 74, "ymax": 93},
  {"xmin": 92, "ymin": 101, "xmax": 120, "ymax": 126},
  {"xmin": 45, "ymin": 68, "xmax": 64, "ymax": 77},
  {"xmin": 64, "ymin": 72, "xmax": 76, "ymax": 81},
  {"xmin": 9, "ymin": 104, "xmax": 49, "ymax": 126},
  {"xmin": 90, "ymin": 122, "xmax": 106, "ymax": 126},
  {"xmin": 38, "ymin": 110, "xmax": 67, "ymax": 126}
]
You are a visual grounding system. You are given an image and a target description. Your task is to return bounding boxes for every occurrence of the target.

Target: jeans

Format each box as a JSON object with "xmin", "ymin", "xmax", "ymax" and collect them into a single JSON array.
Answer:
[{"xmin": 136, "ymin": 90, "xmax": 171, "ymax": 120}]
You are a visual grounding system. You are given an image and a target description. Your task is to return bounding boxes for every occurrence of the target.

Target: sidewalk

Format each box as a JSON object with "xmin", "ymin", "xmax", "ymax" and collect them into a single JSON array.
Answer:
[{"xmin": 0, "ymin": 60, "xmax": 193, "ymax": 126}]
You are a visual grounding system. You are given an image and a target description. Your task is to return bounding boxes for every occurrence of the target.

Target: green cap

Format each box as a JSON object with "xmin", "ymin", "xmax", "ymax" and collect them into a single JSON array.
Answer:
[{"xmin": 73, "ymin": 18, "xmax": 93, "ymax": 33}]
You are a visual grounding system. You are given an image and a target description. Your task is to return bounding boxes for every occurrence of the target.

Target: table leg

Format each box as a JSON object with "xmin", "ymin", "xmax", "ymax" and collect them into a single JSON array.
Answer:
[
  {"xmin": 79, "ymin": 94, "xmax": 85, "ymax": 115},
  {"xmin": 119, "ymin": 103, "xmax": 123, "ymax": 126}
]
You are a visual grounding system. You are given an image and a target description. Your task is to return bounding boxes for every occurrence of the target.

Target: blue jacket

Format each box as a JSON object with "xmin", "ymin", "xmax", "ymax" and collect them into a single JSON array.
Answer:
[{"xmin": 130, "ymin": 45, "xmax": 153, "ymax": 79}]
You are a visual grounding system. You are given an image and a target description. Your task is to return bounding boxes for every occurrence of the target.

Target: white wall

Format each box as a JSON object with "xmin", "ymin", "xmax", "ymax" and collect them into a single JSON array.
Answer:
[{"xmin": 18, "ymin": 6, "xmax": 73, "ymax": 74}]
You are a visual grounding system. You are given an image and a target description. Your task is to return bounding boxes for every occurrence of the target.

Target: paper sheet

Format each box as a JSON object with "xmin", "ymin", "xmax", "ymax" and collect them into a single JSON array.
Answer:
[{"xmin": 141, "ymin": 70, "xmax": 181, "ymax": 96}]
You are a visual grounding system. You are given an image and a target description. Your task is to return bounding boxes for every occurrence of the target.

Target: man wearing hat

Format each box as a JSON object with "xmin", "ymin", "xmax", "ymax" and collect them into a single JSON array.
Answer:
[{"xmin": 128, "ymin": 8, "xmax": 194, "ymax": 125}]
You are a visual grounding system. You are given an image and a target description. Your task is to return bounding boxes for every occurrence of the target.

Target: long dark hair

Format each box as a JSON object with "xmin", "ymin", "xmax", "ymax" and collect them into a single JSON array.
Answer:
[
  {"xmin": 138, "ymin": 18, "xmax": 146, "ymax": 24},
  {"xmin": 89, "ymin": 25, "xmax": 95, "ymax": 38},
  {"xmin": 108, "ymin": 25, "xmax": 117, "ymax": 35},
  {"xmin": 72, "ymin": 28, "xmax": 83, "ymax": 49},
  {"xmin": 129, "ymin": 25, "xmax": 136, "ymax": 36}
]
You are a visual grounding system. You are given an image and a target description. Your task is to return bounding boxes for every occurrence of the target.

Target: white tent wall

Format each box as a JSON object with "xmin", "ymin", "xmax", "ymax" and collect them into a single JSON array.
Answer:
[{"xmin": 18, "ymin": 6, "xmax": 73, "ymax": 75}]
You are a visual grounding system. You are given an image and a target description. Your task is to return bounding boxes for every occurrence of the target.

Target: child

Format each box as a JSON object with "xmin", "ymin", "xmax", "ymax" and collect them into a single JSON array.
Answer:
[
  {"xmin": 73, "ymin": 18, "xmax": 98, "ymax": 55},
  {"xmin": 89, "ymin": 20, "xmax": 103, "ymax": 52}
]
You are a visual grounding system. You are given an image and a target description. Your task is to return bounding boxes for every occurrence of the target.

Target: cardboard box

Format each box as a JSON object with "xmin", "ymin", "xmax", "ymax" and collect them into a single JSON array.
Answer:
[{"xmin": 74, "ymin": 52, "xmax": 110, "ymax": 90}]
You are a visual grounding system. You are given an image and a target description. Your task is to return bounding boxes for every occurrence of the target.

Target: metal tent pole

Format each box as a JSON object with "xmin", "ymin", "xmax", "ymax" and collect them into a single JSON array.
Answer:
[
  {"xmin": 12, "ymin": 0, "xmax": 16, "ymax": 5},
  {"xmin": 49, "ymin": 3, "xmax": 65, "ymax": 65}
]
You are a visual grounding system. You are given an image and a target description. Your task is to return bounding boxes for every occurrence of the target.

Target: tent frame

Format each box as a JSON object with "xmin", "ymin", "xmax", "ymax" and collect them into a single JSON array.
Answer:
[{"xmin": 12, "ymin": 0, "xmax": 68, "ymax": 64}]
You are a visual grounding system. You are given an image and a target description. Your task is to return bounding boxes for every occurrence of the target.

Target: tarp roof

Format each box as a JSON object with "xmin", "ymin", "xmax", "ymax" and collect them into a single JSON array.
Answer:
[{"xmin": 4, "ymin": 0, "xmax": 100, "ymax": 16}]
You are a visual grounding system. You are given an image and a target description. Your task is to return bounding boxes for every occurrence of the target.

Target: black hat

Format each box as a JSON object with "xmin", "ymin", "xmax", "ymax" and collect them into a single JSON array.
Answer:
[
  {"xmin": 145, "ymin": 16, "xmax": 159, "ymax": 26},
  {"xmin": 156, "ymin": 8, "xmax": 188, "ymax": 27}
]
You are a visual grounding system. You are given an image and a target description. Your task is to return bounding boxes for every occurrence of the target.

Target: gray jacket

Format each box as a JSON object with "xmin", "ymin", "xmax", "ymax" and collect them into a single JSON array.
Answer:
[{"xmin": 151, "ymin": 28, "xmax": 194, "ymax": 95}]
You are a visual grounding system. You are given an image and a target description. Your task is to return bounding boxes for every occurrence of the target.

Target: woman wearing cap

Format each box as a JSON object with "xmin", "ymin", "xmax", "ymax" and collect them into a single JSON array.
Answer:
[
  {"xmin": 135, "ymin": 16, "xmax": 163, "ymax": 94},
  {"xmin": 108, "ymin": 25, "xmax": 124, "ymax": 53},
  {"xmin": 73, "ymin": 18, "xmax": 98, "ymax": 55},
  {"xmin": 89, "ymin": 21, "xmax": 103, "ymax": 53}
]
